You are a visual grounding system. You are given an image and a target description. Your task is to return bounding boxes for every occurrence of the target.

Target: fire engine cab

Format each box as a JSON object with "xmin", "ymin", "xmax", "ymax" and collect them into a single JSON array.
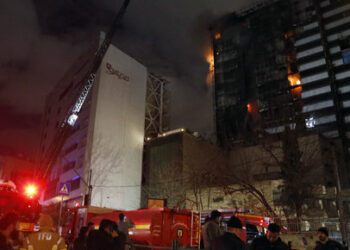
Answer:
[{"xmin": 0, "ymin": 179, "xmax": 41, "ymax": 232}]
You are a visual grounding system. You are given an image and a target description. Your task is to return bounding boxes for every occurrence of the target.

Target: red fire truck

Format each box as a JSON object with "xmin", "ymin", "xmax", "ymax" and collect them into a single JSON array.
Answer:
[
  {"xmin": 64, "ymin": 206, "xmax": 273, "ymax": 248},
  {"xmin": 0, "ymin": 179, "xmax": 41, "ymax": 232},
  {"xmin": 64, "ymin": 206, "xmax": 201, "ymax": 248}
]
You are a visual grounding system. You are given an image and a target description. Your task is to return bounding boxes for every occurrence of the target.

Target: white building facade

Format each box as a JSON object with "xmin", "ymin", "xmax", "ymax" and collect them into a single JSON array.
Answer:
[{"xmin": 40, "ymin": 43, "xmax": 147, "ymax": 210}]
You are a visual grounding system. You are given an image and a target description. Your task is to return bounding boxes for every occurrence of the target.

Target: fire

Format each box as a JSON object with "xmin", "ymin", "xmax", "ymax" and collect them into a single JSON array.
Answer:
[
  {"xmin": 288, "ymin": 73, "xmax": 302, "ymax": 97},
  {"xmin": 205, "ymin": 47, "xmax": 214, "ymax": 86},
  {"xmin": 247, "ymin": 103, "xmax": 252, "ymax": 112},
  {"xmin": 214, "ymin": 33, "xmax": 221, "ymax": 40}
]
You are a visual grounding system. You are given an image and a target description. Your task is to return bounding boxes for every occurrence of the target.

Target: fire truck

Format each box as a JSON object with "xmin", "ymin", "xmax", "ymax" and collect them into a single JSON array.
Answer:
[
  {"xmin": 0, "ymin": 179, "xmax": 41, "ymax": 232},
  {"xmin": 63, "ymin": 206, "xmax": 272, "ymax": 248},
  {"xmin": 63, "ymin": 206, "xmax": 201, "ymax": 248}
]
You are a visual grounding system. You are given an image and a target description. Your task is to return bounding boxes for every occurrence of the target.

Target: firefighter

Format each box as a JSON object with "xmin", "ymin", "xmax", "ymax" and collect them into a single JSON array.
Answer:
[{"xmin": 23, "ymin": 214, "xmax": 66, "ymax": 250}]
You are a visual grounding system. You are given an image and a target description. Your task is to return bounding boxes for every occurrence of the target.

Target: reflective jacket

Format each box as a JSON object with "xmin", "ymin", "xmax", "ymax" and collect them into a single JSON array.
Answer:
[{"xmin": 23, "ymin": 231, "xmax": 66, "ymax": 250}]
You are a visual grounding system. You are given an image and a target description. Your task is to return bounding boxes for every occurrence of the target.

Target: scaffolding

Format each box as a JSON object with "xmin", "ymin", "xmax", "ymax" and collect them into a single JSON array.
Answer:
[{"xmin": 145, "ymin": 73, "xmax": 170, "ymax": 138}]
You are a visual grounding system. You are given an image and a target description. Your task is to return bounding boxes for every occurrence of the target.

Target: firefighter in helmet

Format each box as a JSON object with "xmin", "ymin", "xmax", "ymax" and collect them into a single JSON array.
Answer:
[{"xmin": 23, "ymin": 214, "xmax": 66, "ymax": 250}]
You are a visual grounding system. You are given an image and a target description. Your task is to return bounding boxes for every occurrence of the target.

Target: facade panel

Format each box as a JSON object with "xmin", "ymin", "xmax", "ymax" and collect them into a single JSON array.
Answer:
[{"xmin": 87, "ymin": 45, "xmax": 147, "ymax": 210}]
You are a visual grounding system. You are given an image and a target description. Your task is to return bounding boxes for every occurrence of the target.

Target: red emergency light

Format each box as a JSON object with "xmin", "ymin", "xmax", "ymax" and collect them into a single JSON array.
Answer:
[{"xmin": 24, "ymin": 184, "xmax": 38, "ymax": 198}]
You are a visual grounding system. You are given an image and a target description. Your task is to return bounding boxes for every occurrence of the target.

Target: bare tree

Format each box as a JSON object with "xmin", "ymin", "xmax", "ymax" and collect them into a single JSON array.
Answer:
[
  {"xmin": 182, "ymin": 142, "xmax": 278, "ymax": 216},
  {"xmin": 261, "ymin": 126, "xmax": 324, "ymax": 230},
  {"xmin": 84, "ymin": 135, "xmax": 129, "ymax": 208},
  {"xmin": 217, "ymin": 148, "xmax": 279, "ymax": 218}
]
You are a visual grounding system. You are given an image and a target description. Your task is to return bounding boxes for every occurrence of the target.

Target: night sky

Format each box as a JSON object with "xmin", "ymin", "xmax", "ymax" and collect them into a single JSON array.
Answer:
[{"xmin": 0, "ymin": 0, "xmax": 254, "ymax": 158}]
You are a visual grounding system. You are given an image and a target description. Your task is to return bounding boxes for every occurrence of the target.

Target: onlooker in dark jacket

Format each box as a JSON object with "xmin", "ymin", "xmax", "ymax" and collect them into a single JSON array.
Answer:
[
  {"xmin": 250, "ymin": 223, "xmax": 288, "ymax": 250},
  {"xmin": 0, "ymin": 212, "xmax": 18, "ymax": 250},
  {"xmin": 203, "ymin": 210, "xmax": 222, "ymax": 249},
  {"xmin": 315, "ymin": 227, "xmax": 345, "ymax": 250},
  {"xmin": 87, "ymin": 219, "xmax": 114, "ymax": 250},
  {"xmin": 210, "ymin": 216, "xmax": 246, "ymax": 250},
  {"xmin": 111, "ymin": 222, "xmax": 126, "ymax": 250},
  {"xmin": 87, "ymin": 222, "xmax": 95, "ymax": 235},
  {"xmin": 73, "ymin": 226, "xmax": 89, "ymax": 250}
]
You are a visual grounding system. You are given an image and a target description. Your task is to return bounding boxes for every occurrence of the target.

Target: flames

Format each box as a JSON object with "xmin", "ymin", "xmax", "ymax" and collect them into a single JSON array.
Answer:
[
  {"xmin": 205, "ymin": 47, "xmax": 214, "ymax": 86},
  {"xmin": 288, "ymin": 73, "xmax": 302, "ymax": 97}
]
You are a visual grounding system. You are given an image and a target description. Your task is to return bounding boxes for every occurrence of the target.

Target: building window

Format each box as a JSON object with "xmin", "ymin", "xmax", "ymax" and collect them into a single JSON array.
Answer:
[
  {"xmin": 63, "ymin": 160, "xmax": 76, "ymax": 173},
  {"xmin": 70, "ymin": 177, "xmax": 80, "ymax": 191},
  {"xmin": 65, "ymin": 142, "xmax": 78, "ymax": 155},
  {"xmin": 342, "ymin": 50, "xmax": 350, "ymax": 64}
]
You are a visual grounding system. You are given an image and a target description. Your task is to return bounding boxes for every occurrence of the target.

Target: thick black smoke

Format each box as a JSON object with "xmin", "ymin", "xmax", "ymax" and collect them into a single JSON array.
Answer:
[{"xmin": 0, "ymin": 0, "xmax": 255, "ymax": 156}]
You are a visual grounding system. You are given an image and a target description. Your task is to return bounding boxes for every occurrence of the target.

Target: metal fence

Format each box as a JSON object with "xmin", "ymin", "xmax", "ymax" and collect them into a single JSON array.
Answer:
[{"xmin": 278, "ymin": 218, "xmax": 350, "ymax": 245}]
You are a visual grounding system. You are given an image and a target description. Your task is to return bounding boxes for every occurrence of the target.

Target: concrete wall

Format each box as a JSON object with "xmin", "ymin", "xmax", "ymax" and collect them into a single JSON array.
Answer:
[{"xmin": 87, "ymin": 44, "xmax": 147, "ymax": 210}]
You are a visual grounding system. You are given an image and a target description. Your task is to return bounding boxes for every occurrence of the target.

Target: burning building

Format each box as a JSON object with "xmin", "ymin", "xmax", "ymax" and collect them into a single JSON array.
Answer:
[{"xmin": 211, "ymin": 0, "xmax": 350, "ymax": 184}]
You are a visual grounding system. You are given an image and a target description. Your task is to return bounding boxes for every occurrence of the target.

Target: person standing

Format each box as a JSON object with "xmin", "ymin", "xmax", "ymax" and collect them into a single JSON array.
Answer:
[
  {"xmin": 117, "ymin": 214, "xmax": 134, "ymax": 250},
  {"xmin": 210, "ymin": 216, "xmax": 246, "ymax": 250},
  {"xmin": 315, "ymin": 227, "xmax": 345, "ymax": 250},
  {"xmin": 73, "ymin": 226, "xmax": 88, "ymax": 250},
  {"xmin": 203, "ymin": 210, "xmax": 222, "ymax": 249},
  {"xmin": 87, "ymin": 222, "xmax": 94, "ymax": 235},
  {"xmin": 23, "ymin": 214, "xmax": 66, "ymax": 250},
  {"xmin": 0, "ymin": 212, "xmax": 18, "ymax": 250},
  {"xmin": 250, "ymin": 223, "xmax": 289, "ymax": 250},
  {"xmin": 111, "ymin": 222, "xmax": 126, "ymax": 250},
  {"xmin": 87, "ymin": 219, "xmax": 114, "ymax": 250}
]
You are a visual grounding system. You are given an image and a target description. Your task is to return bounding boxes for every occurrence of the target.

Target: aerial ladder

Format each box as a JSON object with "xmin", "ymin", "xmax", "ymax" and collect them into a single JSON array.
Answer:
[{"xmin": 38, "ymin": 0, "xmax": 130, "ymax": 182}]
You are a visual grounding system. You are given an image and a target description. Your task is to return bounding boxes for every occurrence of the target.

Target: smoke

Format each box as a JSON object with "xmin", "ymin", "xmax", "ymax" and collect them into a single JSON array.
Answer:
[
  {"xmin": 0, "ymin": 0, "xmax": 255, "ymax": 156},
  {"xmin": 0, "ymin": 0, "xmax": 94, "ymax": 155},
  {"xmin": 112, "ymin": 1, "xmax": 235, "ymax": 138}
]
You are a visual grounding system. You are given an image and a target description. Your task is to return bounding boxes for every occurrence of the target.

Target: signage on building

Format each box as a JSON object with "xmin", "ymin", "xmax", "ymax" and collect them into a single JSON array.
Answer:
[{"xmin": 106, "ymin": 63, "xmax": 130, "ymax": 82}]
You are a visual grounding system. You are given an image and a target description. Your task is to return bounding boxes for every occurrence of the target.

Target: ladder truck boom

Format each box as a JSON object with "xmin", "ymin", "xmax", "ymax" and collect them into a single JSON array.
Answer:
[{"xmin": 40, "ymin": 0, "xmax": 131, "ymax": 179}]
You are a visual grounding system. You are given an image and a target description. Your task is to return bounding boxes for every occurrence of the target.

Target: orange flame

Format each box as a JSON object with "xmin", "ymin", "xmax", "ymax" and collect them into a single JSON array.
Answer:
[
  {"xmin": 247, "ymin": 103, "xmax": 252, "ymax": 112},
  {"xmin": 205, "ymin": 47, "xmax": 214, "ymax": 86},
  {"xmin": 288, "ymin": 73, "xmax": 302, "ymax": 97}
]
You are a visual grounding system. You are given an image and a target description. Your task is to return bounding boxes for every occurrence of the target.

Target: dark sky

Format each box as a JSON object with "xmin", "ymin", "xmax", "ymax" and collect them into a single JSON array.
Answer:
[{"xmin": 0, "ymin": 0, "xmax": 254, "ymax": 158}]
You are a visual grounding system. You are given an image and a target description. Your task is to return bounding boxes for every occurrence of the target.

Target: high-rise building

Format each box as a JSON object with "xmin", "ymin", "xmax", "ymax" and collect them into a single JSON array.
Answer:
[
  {"xmin": 39, "ymin": 42, "xmax": 148, "ymax": 210},
  {"xmin": 211, "ymin": 0, "xmax": 350, "ymax": 183},
  {"xmin": 211, "ymin": 0, "xmax": 309, "ymax": 146}
]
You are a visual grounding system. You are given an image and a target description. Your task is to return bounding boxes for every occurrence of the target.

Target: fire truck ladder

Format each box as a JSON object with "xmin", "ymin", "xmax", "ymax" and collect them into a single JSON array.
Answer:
[
  {"xmin": 39, "ymin": 0, "xmax": 131, "ymax": 179},
  {"xmin": 179, "ymin": 199, "xmax": 201, "ymax": 249}
]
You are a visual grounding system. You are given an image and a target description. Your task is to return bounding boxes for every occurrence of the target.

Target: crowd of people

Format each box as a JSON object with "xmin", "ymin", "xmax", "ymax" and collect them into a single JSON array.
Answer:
[
  {"xmin": 0, "ymin": 210, "xmax": 347, "ymax": 250},
  {"xmin": 202, "ymin": 210, "xmax": 346, "ymax": 250},
  {"xmin": 0, "ymin": 212, "xmax": 133, "ymax": 250}
]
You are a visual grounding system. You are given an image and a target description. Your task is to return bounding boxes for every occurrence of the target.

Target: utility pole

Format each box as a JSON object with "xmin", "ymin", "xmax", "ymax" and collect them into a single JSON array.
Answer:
[{"xmin": 58, "ymin": 195, "xmax": 63, "ymax": 235}]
